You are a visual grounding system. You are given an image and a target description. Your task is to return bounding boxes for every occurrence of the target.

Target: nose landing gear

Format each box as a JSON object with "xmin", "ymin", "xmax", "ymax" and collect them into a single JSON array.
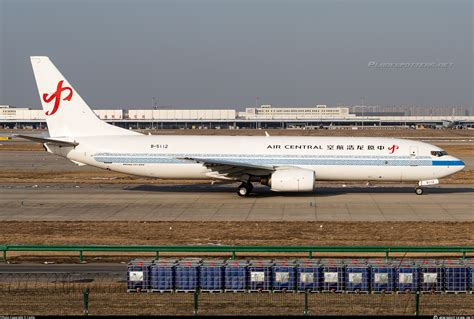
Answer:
[
  {"xmin": 416, "ymin": 179, "xmax": 438, "ymax": 195},
  {"xmin": 237, "ymin": 182, "xmax": 253, "ymax": 197}
]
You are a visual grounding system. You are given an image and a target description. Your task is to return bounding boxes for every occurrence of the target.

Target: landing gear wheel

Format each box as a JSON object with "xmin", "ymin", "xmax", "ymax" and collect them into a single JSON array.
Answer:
[
  {"xmin": 415, "ymin": 187, "xmax": 424, "ymax": 195},
  {"xmin": 248, "ymin": 182, "xmax": 254, "ymax": 193},
  {"xmin": 237, "ymin": 183, "xmax": 252, "ymax": 197}
]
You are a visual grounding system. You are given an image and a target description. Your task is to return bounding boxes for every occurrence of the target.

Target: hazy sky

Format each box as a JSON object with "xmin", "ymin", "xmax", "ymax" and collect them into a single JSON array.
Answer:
[{"xmin": 0, "ymin": 0, "xmax": 472, "ymax": 110}]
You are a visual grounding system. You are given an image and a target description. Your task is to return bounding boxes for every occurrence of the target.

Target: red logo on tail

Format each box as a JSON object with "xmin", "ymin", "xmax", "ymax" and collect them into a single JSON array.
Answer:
[
  {"xmin": 42, "ymin": 80, "xmax": 73, "ymax": 116},
  {"xmin": 388, "ymin": 145, "xmax": 399, "ymax": 154}
]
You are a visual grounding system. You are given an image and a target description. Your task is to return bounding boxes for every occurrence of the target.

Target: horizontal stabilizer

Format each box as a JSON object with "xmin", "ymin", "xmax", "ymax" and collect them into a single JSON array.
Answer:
[
  {"xmin": 70, "ymin": 159, "xmax": 87, "ymax": 166},
  {"xmin": 17, "ymin": 135, "xmax": 78, "ymax": 147}
]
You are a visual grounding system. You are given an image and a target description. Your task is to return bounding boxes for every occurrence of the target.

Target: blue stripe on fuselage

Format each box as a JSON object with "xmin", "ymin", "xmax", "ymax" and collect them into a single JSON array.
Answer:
[
  {"xmin": 432, "ymin": 160, "xmax": 465, "ymax": 166},
  {"xmin": 92, "ymin": 154, "xmax": 465, "ymax": 167}
]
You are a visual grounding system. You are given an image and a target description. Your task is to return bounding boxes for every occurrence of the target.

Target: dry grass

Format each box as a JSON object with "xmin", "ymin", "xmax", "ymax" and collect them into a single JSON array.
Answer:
[
  {"xmin": 1, "ymin": 221, "xmax": 472, "ymax": 247},
  {"xmin": 0, "ymin": 143, "xmax": 44, "ymax": 151},
  {"xmin": 442, "ymin": 170, "xmax": 474, "ymax": 183},
  {"xmin": 2, "ymin": 220, "xmax": 473, "ymax": 262}
]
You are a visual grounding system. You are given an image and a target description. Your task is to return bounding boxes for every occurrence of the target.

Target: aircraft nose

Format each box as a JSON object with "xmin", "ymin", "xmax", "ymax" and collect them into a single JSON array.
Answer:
[{"xmin": 453, "ymin": 157, "xmax": 465, "ymax": 172}]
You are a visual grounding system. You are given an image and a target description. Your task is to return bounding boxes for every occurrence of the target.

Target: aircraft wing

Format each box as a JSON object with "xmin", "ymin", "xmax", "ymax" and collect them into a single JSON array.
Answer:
[
  {"xmin": 17, "ymin": 135, "xmax": 79, "ymax": 147},
  {"xmin": 180, "ymin": 157, "xmax": 275, "ymax": 179}
]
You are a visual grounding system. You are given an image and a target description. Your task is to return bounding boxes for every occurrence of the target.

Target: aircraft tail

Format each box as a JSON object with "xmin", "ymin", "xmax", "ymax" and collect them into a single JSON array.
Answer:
[{"xmin": 30, "ymin": 56, "xmax": 140, "ymax": 137}]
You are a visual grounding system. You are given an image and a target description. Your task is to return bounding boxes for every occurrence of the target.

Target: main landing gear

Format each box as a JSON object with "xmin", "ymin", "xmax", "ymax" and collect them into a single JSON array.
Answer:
[
  {"xmin": 237, "ymin": 182, "xmax": 253, "ymax": 197},
  {"xmin": 415, "ymin": 187, "xmax": 424, "ymax": 195}
]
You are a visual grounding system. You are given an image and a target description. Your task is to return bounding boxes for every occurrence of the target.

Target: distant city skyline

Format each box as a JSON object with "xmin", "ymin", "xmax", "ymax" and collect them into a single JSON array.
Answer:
[{"xmin": 1, "ymin": 0, "xmax": 472, "ymax": 110}]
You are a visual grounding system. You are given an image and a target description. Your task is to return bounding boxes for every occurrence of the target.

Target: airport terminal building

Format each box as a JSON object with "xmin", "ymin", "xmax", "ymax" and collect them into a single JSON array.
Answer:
[{"xmin": 1, "ymin": 104, "xmax": 473, "ymax": 130}]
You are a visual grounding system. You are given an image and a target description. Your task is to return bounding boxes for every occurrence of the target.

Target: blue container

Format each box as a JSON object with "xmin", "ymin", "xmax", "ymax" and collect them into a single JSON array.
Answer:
[
  {"xmin": 296, "ymin": 259, "xmax": 321, "ymax": 292},
  {"xmin": 272, "ymin": 260, "xmax": 297, "ymax": 292},
  {"xmin": 127, "ymin": 258, "xmax": 153, "ymax": 292},
  {"xmin": 248, "ymin": 260, "xmax": 273, "ymax": 291},
  {"xmin": 200, "ymin": 260, "xmax": 224, "ymax": 292},
  {"xmin": 175, "ymin": 258, "xmax": 201, "ymax": 292},
  {"xmin": 396, "ymin": 261, "xmax": 419, "ymax": 293},
  {"xmin": 321, "ymin": 259, "xmax": 345, "ymax": 292},
  {"xmin": 465, "ymin": 259, "xmax": 474, "ymax": 292},
  {"xmin": 224, "ymin": 260, "xmax": 248, "ymax": 292},
  {"xmin": 368, "ymin": 259, "xmax": 395, "ymax": 293},
  {"xmin": 150, "ymin": 259, "xmax": 176, "ymax": 292},
  {"xmin": 443, "ymin": 260, "xmax": 469, "ymax": 293},
  {"xmin": 419, "ymin": 260, "xmax": 443, "ymax": 293},
  {"xmin": 344, "ymin": 259, "xmax": 369, "ymax": 293}
]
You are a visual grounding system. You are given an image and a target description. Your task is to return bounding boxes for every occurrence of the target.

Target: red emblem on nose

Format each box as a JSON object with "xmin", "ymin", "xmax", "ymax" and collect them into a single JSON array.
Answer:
[
  {"xmin": 388, "ymin": 145, "xmax": 399, "ymax": 154},
  {"xmin": 42, "ymin": 80, "xmax": 73, "ymax": 116}
]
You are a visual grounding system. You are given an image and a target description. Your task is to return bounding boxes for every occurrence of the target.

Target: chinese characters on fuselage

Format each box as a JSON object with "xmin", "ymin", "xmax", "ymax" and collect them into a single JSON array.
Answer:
[{"xmin": 266, "ymin": 144, "xmax": 387, "ymax": 151}]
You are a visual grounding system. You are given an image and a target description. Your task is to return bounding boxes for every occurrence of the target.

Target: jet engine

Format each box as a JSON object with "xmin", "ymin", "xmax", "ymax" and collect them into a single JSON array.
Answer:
[{"xmin": 264, "ymin": 168, "xmax": 315, "ymax": 192}]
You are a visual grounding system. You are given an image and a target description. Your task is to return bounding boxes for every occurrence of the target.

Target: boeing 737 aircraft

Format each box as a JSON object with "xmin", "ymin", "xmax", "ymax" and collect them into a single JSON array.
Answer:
[{"xmin": 20, "ymin": 56, "xmax": 465, "ymax": 196}]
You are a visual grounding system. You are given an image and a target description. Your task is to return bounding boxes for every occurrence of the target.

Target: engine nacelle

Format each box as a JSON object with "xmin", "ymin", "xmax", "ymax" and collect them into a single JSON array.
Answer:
[{"xmin": 268, "ymin": 168, "xmax": 315, "ymax": 192}]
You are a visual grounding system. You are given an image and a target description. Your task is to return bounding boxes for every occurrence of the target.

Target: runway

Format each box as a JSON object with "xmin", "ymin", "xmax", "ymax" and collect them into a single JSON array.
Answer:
[{"xmin": 0, "ymin": 183, "xmax": 472, "ymax": 222}]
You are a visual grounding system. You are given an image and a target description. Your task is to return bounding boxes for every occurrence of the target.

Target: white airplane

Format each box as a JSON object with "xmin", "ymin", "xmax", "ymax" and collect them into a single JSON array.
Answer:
[{"xmin": 20, "ymin": 56, "xmax": 465, "ymax": 196}]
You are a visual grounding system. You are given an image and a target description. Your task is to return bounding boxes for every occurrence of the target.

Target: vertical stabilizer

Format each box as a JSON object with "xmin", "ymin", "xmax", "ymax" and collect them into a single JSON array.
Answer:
[{"xmin": 30, "ymin": 56, "xmax": 140, "ymax": 137}]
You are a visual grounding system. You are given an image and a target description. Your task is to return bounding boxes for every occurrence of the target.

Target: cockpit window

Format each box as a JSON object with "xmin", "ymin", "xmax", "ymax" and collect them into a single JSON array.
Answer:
[{"xmin": 431, "ymin": 150, "xmax": 448, "ymax": 157}]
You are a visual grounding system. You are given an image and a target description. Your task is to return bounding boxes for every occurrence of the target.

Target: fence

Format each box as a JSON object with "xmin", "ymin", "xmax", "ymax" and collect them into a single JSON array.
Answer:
[
  {"xmin": 0, "ymin": 273, "xmax": 473, "ymax": 316},
  {"xmin": 1, "ymin": 245, "xmax": 473, "ymax": 262}
]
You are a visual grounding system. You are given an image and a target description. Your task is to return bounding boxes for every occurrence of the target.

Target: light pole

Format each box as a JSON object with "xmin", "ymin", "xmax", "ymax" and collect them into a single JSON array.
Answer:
[
  {"xmin": 360, "ymin": 97, "xmax": 366, "ymax": 129},
  {"xmin": 255, "ymin": 97, "xmax": 260, "ymax": 129}
]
